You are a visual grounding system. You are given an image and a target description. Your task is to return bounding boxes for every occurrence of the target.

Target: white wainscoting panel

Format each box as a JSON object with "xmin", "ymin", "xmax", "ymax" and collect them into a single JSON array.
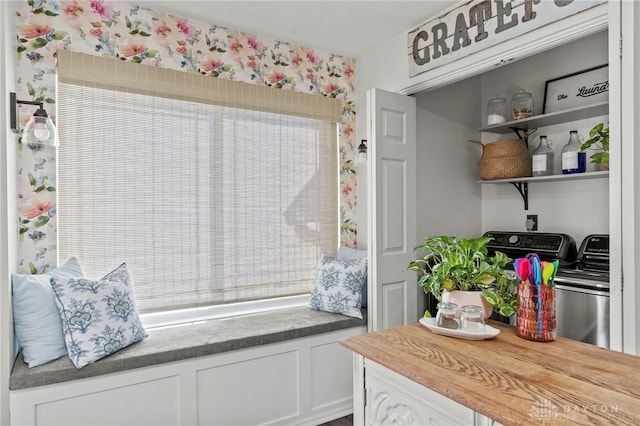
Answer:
[
  {"xmin": 33, "ymin": 376, "xmax": 181, "ymax": 426},
  {"xmin": 10, "ymin": 326, "xmax": 365, "ymax": 426},
  {"xmin": 310, "ymin": 341, "xmax": 353, "ymax": 411},
  {"xmin": 196, "ymin": 350, "xmax": 300, "ymax": 425}
]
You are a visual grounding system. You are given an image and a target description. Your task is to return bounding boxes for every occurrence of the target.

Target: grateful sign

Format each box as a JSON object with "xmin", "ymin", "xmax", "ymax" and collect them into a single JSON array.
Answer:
[{"xmin": 408, "ymin": 0, "xmax": 606, "ymax": 78}]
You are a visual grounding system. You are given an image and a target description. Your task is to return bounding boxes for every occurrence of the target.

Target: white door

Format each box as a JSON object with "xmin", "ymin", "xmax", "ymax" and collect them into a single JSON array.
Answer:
[{"xmin": 367, "ymin": 88, "xmax": 418, "ymax": 331}]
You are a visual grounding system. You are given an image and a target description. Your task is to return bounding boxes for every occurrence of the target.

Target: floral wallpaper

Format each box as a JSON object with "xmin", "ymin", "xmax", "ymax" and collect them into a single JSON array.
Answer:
[{"xmin": 15, "ymin": 0, "xmax": 359, "ymax": 273}]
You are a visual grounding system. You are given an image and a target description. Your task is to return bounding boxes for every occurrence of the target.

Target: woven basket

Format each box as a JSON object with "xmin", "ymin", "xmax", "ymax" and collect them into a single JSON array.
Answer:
[{"xmin": 472, "ymin": 139, "xmax": 532, "ymax": 180}]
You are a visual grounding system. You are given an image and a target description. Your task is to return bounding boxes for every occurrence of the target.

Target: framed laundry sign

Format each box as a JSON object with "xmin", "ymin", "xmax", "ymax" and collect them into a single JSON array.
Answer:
[
  {"xmin": 408, "ymin": 0, "xmax": 606, "ymax": 78},
  {"xmin": 542, "ymin": 64, "xmax": 609, "ymax": 114}
]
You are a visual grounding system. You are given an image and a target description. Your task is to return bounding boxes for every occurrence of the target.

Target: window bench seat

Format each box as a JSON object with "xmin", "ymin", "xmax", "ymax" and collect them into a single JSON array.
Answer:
[
  {"xmin": 10, "ymin": 306, "xmax": 366, "ymax": 390},
  {"xmin": 9, "ymin": 306, "xmax": 366, "ymax": 426}
]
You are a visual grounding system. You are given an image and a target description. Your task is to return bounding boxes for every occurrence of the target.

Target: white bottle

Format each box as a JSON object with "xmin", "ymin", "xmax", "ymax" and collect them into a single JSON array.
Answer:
[{"xmin": 532, "ymin": 136, "xmax": 554, "ymax": 176}]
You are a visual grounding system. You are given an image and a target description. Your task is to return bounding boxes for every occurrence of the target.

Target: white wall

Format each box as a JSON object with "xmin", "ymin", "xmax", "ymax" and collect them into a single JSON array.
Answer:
[
  {"xmin": 414, "ymin": 76, "xmax": 483, "ymax": 240},
  {"xmin": 1, "ymin": 1, "xmax": 18, "ymax": 424}
]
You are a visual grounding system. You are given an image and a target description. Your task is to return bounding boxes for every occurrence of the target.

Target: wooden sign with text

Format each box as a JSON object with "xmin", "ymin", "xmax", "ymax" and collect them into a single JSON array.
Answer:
[{"xmin": 408, "ymin": 0, "xmax": 606, "ymax": 78}]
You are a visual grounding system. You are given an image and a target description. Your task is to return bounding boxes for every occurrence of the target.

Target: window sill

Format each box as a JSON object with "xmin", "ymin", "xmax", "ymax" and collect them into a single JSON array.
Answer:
[{"xmin": 9, "ymin": 306, "xmax": 366, "ymax": 391}]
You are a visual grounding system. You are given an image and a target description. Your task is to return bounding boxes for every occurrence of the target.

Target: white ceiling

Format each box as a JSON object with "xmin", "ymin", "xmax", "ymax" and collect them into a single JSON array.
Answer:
[{"xmin": 134, "ymin": 0, "xmax": 456, "ymax": 57}]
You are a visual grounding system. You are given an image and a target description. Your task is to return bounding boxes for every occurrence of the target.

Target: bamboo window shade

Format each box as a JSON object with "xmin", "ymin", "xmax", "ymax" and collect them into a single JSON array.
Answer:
[{"xmin": 56, "ymin": 51, "xmax": 340, "ymax": 313}]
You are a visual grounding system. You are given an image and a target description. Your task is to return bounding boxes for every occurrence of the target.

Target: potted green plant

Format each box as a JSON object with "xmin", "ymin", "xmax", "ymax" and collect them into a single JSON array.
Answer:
[
  {"xmin": 580, "ymin": 123, "xmax": 609, "ymax": 166},
  {"xmin": 407, "ymin": 235, "xmax": 518, "ymax": 318}
]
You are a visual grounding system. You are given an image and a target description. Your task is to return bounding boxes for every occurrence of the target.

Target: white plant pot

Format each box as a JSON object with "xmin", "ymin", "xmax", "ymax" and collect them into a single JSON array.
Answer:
[{"xmin": 441, "ymin": 290, "xmax": 493, "ymax": 320}]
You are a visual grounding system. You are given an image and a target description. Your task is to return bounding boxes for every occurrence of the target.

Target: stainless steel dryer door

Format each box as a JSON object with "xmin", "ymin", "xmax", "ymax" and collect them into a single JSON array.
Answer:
[{"xmin": 555, "ymin": 282, "xmax": 609, "ymax": 349}]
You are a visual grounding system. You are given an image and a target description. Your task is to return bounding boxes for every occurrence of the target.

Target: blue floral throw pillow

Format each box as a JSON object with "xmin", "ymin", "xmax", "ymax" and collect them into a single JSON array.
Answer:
[
  {"xmin": 337, "ymin": 246, "xmax": 368, "ymax": 308},
  {"xmin": 49, "ymin": 263, "xmax": 147, "ymax": 369},
  {"xmin": 309, "ymin": 252, "xmax": 367, "ymax": 319}
]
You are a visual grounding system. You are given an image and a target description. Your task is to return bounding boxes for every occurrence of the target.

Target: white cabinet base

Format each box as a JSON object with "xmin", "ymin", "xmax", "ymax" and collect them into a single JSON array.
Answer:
[
  {"xmin": 11, "ymin": 327, "xmax": 365, "ymax": 426},
  {"xmin": 356, "ymin": 358, "xmax": 499, "ymax": 426}
]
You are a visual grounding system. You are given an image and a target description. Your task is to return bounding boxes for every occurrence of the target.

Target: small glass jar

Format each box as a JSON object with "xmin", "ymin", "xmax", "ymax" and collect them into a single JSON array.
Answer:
[
  {"xmin": 511, "ymin": 90, "xmax": 534, "ymax": 120},
  {"xmin": 460, "ymin": 305, "xmax": 485, "ymax": 333},
  {"xmin": 561, "ymin": 130, "xmax": 586, "ymax": 174},
  {"xmin": 486, "ymin": 96, "xmax": 507, "ymax": 125},
  {"xmin": 532, "ymin": 135, "xmax": 554, "ymax": 176},
  {"xmin": 435, "ymin": 302, "xmax": 459, "ymax": 330}
]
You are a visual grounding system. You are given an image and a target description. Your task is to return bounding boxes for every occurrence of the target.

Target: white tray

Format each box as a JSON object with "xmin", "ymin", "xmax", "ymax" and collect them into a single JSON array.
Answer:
[{"xmin": 419, "ymin": 317, "xmax": 500, "ymax": 340}]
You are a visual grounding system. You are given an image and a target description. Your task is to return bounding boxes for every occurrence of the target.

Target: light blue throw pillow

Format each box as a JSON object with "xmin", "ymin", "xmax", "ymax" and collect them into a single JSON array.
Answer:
[
  {"xmin": 337, "ymin": 246, "xmax": 368, "ymax": 308},
  {"xmin": 309, "ymin": 252, "xmax": 367, "ymax": 319},
  {"xmin": 11, "ymin": 257, "xmax": 85, "ymax": 368},
  {"xmin": 50, "ymin": 262, "xmax": 147, "ymax": 369}
]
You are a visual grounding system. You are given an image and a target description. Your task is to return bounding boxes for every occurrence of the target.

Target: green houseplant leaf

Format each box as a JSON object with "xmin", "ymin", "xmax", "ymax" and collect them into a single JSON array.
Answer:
[
  {"xmin": 580, "ymin": 122, "xmax": 609, "ymax": 164},
  {"xmin": 408, "ymin": 235, "xmax": 518, "ymax": 317}
]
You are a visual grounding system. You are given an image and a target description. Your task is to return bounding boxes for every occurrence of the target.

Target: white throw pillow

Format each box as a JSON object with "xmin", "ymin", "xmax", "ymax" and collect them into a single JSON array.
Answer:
[{"xmin": 12, "ymin": 257, "xmax": 85, "ymax": 367}]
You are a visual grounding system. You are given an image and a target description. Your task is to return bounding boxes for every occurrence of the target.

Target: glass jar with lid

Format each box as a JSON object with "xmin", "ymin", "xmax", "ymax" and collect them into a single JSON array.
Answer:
[
  {"xmin": 511, "ymin": 90, "xmax": 534, "ymax": 120},
  {"xmin": 486, "ymin": 96, "xmax": 507, "ymax": 125},
  {"xmin": 532, "ymin": 135, "xmax": 554, "ymax": 176}
]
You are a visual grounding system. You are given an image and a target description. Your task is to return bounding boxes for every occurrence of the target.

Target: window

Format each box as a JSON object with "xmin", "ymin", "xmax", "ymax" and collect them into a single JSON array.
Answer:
[{"xmin": 56, "ymin": 52, "xmax": 340, "ymax": 314}]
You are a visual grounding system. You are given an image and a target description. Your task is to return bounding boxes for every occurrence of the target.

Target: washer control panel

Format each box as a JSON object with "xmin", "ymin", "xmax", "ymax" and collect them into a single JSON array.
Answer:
[{"xmin": 483, "ymin": 231, "xmax": 577, "ymax": 262}]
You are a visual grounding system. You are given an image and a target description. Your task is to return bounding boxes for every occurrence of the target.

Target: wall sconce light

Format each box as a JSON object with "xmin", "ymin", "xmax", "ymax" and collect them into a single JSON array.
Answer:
[
  {"xmin": 10, "ymin": 92, "xmax": 59, "ymax": 147},
  {"xmin": 357, "ymin": 139, "xmax": 367, "ymax": 165}
]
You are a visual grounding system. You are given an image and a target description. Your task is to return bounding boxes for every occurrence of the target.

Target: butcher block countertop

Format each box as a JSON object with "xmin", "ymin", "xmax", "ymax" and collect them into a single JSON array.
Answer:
[{"xmin": 340, "ymin": 321, "xmax": 640, "ymax": 425}]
